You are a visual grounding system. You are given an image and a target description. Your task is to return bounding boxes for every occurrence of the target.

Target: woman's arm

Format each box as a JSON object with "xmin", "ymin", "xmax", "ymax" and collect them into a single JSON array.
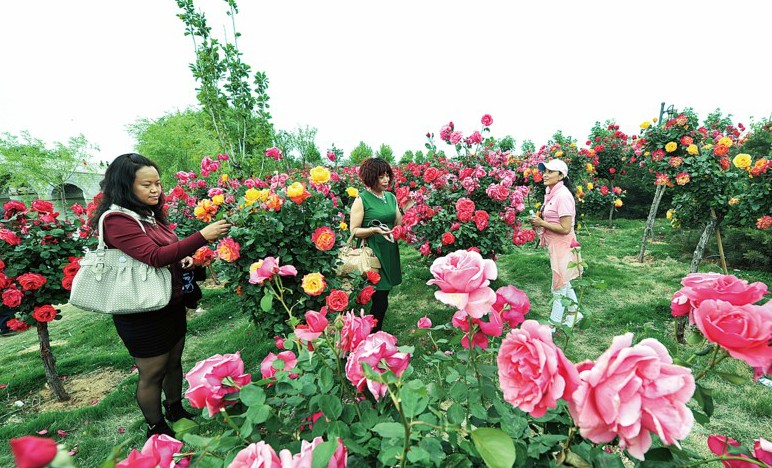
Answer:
[
  {"xmin": 349, "ymin": 197, "xmax": 377, "ymax": 239},
  {"xmin": 103, "ymin": 214, "xmax": 207, "ymax": 267},
  {"xmin": 532, "ymin": 215, "xmax": 573, "ymax": 235}
]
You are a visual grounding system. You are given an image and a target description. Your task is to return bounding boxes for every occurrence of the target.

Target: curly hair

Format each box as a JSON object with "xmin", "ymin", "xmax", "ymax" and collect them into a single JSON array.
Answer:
[{"xmin": 358, "ymin": 157, "xmax": 394, "ymax": 189}]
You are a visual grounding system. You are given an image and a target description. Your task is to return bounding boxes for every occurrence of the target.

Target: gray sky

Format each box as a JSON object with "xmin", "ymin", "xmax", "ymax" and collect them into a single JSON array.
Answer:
[{"xmin": 1, "ymin": 0, "xmax": 770, "ymax": 164}]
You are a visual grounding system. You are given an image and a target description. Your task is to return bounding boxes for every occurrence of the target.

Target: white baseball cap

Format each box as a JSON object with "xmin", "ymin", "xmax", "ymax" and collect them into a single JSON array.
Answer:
[{"xmin": 538, "ymin": 159, "xmax": 569, "ymax": 177}]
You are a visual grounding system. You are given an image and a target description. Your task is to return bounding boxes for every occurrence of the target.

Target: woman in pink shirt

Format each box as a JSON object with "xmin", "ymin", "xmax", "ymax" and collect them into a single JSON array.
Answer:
[
  {"xmin": 529, "ymin": 159, "xmax": 583, "ymax": 328},
  {"xmin": 89, "ymin": 154, "xmax": 231, "ymax": 438}
]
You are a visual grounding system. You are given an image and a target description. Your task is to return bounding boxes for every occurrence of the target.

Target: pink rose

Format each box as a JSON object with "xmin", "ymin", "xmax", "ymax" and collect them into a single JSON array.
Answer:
[
  {"xmin": 450, "ymin": 131, "xmax": 463, "ymax": 145},
  {"xmin": 340, "ymin": 310, "xmax": 376, "ymax": 353},
  {"xmin": 185, "ymin": 353, "xmax": 252, "ymax": 416},
  {"xmin": 755, "ymin": 438, "xmax": 772, "ymax": 466},
  {"xmin": 419, "ymin": 242, "xmax": 431, "ymax": 256},
  {"xmin": 326, "ymin": 151, "xmax": 337, "ymax": 162},
  {"xmin": 264, "ymin": 147, "xmax": 283, "ymax": 161},
  {"xmin": 278, "ymin": 437, "xmax": 348, "ymax": 468},
  {"xmin": 455, "ymin": 197, "xmax": 476, "ymax": 222},
  {"xmin": 497, "ymin": 320, "xmax": 578, "ymax": 417},
  {"xmin": 473, "ymin": 210, "xmax": 489, "ymax": 231},
  {"xmin": 345, "ymin": 331, "xmax": 411, "ymax": 400},
  {"xmin": 295, "ymin": 309, "xmax": 329, "ymax": 342},
  {"xmin": 486, "ymin": 184, "xmax": 510, "ymax": 202},
  {"xmin": 569, "ymin": 334, "xmax": 695, "ymax": 460},
  {"xmin": 274, "ymin": 335, "xmax": 285, "ymax": 349},
  {"xmin": 707, "ymin": 435, "xmax": 755, "ymax": 468},
  {"xmin": 673, "ymin": 273, "xmax": 768, "ymax": 322},
  {"xmin": 670, "ymin": 290, "xmax": 691, "ymax": 317},
  {"xmin": 481, "ymin": 114, "xmax": 493, "ymax": 126},
  {"xmin": 117, "ymin": 434, "xmax": 184, "ymax": 468},
  {"xmin": 228, "ymin": 441, "xmax": 280, "ymax": 468},
  {"xmin": 249, "ymin": 257, "xmax": 298, "ymax": 285},
  {"xmin": 427, "ymin": 250, "xmax": 498, "ymax": 318},
  {"xmin": 10, "ymin": 436, "xmax": 58, "ymax": 468},
  {"xmin": 492, "ymin": 285, "xmax": 530, "ymax": 327},
  {"xmin": 260, "ymin": 351, "xmax": 298, "ymax": 379},
  {"xmin": 693, "ymin": 300, "xmax": 772, "ymax": 370},
  {"xmin": 417, "ymin": 316, "xmax": 432, "ymax": 329}
]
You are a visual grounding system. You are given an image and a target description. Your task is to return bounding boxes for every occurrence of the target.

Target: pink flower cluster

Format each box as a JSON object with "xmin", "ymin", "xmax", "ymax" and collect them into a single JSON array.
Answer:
[
  {"xmin": 117, "ymin": 434, "xmax": 187, "ymax": 468},
  {"xmin": 345, "ymin": 331, "xmax": 410, "ymax": 400},
  {"xmin": 185, "ymin": 353, "xmax": 252, "ymax": 416},
  {"xmin": 708, "ymin": 435, "xmax": 772, "ymax": 467},
  {"xmin": 671, "ymin": 273, "xmax": 771, "ymax": 373},
  {"xmin": 228, "ymin": 437, "xmax": 347, "ymax": 468}
]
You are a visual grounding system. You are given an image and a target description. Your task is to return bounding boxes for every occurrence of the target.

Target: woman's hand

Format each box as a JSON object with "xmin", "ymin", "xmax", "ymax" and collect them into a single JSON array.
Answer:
[
  {"xmin": 530, "ymin": 215, "xmax": 544, "ymax": 228},
  {"xmin": 200, "ymin": 219, "xmax": 232, "ymax": 242},
  {"xmin": 181, "ymin": 256, "xmax": 194, "ymax": 270}
]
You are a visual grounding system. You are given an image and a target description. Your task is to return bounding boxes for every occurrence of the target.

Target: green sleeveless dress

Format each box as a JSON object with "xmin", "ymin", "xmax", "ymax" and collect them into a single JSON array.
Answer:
[{"xmin": 360, "ymin": 190, "xmax": 402, "ymax": 291}]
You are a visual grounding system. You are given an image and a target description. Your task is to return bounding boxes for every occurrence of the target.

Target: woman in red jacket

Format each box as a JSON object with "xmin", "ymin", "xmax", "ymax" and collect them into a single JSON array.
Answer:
[{"xmin": 89, "ymin": 153, "xmax": 231, "ymax": 438}]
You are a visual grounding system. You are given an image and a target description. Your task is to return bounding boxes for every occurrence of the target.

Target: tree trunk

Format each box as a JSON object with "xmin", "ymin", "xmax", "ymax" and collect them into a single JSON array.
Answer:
[
  {"xmin": 37, "ymin": 322, "xmax": 70, "ymax": 401},
  {"xmin": 711, "ymin": 208, "xmax": 729, "ymax": 275},
  {"xmin": 689, "ymin": 218, "xmax": 717, "ymax": 274},
  {"xmin": 637, "ymin": 184, "xmax": 666, "ymax": 262},
  {"xmin": 608, "ymin": 204, "xmax": 615, "ymax": 228}
]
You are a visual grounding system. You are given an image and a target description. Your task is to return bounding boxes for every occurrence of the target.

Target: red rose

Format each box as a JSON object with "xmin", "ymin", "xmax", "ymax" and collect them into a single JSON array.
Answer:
[
  {"xmin": 31, "ymin": 199, "xmax": 55, "ymax": 214},
  {"xmin": 3, "ymin": 200, "xmax": 27, "ymax": 217},
  {"xmin": 719, "ymin": 158, "xmax": 730, "ymax": 170},
  {"xmin": 600, "ymin": 186, "xmax": 609, "ymax": 195},
  {"xmin": 63, "ymin": 260, "xmax": 81, "ymax": 277},
  {"xmin": 7, "ymin": 318, "xmax": 30, "ymax": 332},
  {"xmin": 17, "ymin": 273, "xmax": 47, "ymax": 291},
  {"xmin": 325, "ymin": 289, "xmax": 350, "ymax": 312},
  {"xmin": 0, "ymin": 228, "xmax": 21, "ymax": 246},
  {"xmin": 473, "ymin": 210, "xmax": 490, "ymax": 231},
  {"xmin": 0, "ymin": 259, "xmax": 4, "ymax": 271},
  {"xmin": 61, "ymin": 275, "xmax": 74, "ymax": 291},
  {"xmin": 366, "ymin": 271, "xmax": 381, "ymax": 285},
  {"xmin": 423, "ymin": 167, "xmax": 441, "ymax": 183},
  {"xmin": 32, "ymin": 305, "xmax": 57, "ymax": 323},
  {"xmin": 357, "ymin": 285, "xmax": 375, "ymax": 304},
  {"xmin": 0, "ymin": 272, "xmax": 10, "ymax": 289},
  {"xmin": 2, "ymin": 287, "xmax": 24, "ymax": 308},
  {"xmin": 441, "ymin": 232, "xmax": 455, "ymax": 245},
  {"xmin": 10, "ymin": 436, "xmax": 58, "ymax": 468},
  {"xmin": 455, "ymin": 197, "xmax": 476, "ymax": 222},
  {"xmin": 481, "ymin": 114, "xmax": 493, "ymax": 127}
]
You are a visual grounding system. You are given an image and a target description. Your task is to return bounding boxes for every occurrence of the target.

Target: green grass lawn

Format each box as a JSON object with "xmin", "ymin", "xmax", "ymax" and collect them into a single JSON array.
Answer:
[{"xmin": 1, "ymin": 218, "xmax": 770, "ymax": 467}]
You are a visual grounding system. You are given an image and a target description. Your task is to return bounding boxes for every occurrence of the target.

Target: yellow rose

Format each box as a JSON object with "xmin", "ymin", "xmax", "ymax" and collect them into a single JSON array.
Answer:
[
  {"xmin": 534, "ymin": 202, "xmax": 542, "ymax": 209},
  {"xmin": 686, "ymin": 144, "xmax": 698, "ymax": 155},
  {"xmin": 346, "ymin": 187, "xmax": 359, "ymax": 197},
  {"xmin": 718, "ymin": 137, "xmax": 733, "ymax": 148},
  {"xmin": 652, "ymin": 117, "xmax": 658, "ymax": 123},
  {"xmin": 666, "ymin": 209, "xmax": 674, "ymax": 220},
  {"xmin": 640, "ymin": 121, "xmax": 651, "ymax": 130},
  {"xmin": 644, "ymin": 151, "xmax": 650, "ymax": 157},
  {"xmin": 301, "ymin": 272, "xmax": 327, "ymax": 296},
  {"xmin": 570, "ymin": 143, "xmax": 576, "ymax": 148},
  {"xmin": 665, "ymin": 142, "xmax": 678, "ymax": 153},
  {"xmin": 220, "ymin": 174, "xmax": 229, "ymax": 182},
  {"xmin": 555, "ymin": 150, "xmax": 564, "ymax": 157},
  {"xmin": 614, "ymin": 199, "xmax": 623, "ymax": 208},
  {"xmin": 728, "ymin": 197, "xmax": 740, "ymax": 206},
  {"xmin": 257, "ymin": 189, "xmax": 270, "ymax": 202},
  {"xmin": 702, "ymin": 144, "xmax": 713, "ymax": 150},
  {"xmin": 586, "ymin": 163, "xmax": 594, "ymax": 172},
  {"xmin": 286, "ymin": 182, "xmax": 305, "ymax": 198},
  {"xmin": 249, "ymin": 260, "xmax": 263, "ymax": 274},
  {"xmin": 309, "ymin": 166, "xmax": 331, "ymax": 185},
  {"xmin": 244, "ymin": 188, "xmax": 261, "ymax": 203},
  {"xmin": 586, "ymin": 183, "xmax": 594, "ymax": 190},
  {"xmin": 339, "ymin": 221, "xmax": 348, "ymax": 231},
  {"xmin": 211, "ymin": 194, "xmax": 225, "ymax": 206},
  {"xmin": 732, "ymin": 153, "xmax": 752, "ymax": 169}
]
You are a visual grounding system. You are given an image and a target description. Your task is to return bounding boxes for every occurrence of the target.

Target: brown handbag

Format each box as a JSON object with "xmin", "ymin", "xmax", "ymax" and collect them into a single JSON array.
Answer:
[{"xmin": 337, "ymin": 233, "xmax": 381, "ymax": 276}]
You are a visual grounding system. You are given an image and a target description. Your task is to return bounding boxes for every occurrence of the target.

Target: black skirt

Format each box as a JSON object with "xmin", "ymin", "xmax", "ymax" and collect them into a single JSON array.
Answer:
[{"xmin": 112, "ymin": 301, "xmax": 187, "ymax": 358}]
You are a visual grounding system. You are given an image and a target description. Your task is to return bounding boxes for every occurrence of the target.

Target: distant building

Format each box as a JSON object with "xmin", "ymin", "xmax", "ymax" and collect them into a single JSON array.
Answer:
[{"xmin": 0, "ymin": 166, "xmax": 104, "ymax": 213}]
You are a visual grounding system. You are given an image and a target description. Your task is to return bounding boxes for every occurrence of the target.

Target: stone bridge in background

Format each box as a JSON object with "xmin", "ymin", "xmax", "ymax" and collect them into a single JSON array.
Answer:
[{"xmin": 1, "ymin": 167, "xmax": 105, "ymax": 213}]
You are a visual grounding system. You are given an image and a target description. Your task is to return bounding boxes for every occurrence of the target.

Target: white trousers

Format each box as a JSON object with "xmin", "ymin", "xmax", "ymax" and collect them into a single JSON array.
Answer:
[{"xmin": 550, "ymin": 282, "xmax": 582, "ymax": 327}]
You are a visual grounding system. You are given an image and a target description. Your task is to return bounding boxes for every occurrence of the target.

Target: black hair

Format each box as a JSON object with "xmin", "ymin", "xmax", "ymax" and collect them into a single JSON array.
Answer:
[
  {"xmin": 561, "ymin": 174, "xmax": 576, "ymax": 197},
  {"xmin": 359, "ymin": 157, "xmax": 394, "ymax": 189},
  {"xmin": 89, "ymin": 153, "xmax": 167, "ymax": 230}
]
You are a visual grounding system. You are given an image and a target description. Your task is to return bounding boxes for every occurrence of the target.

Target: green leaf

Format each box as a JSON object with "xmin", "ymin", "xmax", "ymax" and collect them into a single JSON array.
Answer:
[
  {"xmin": 318, "ymin": 395, "xmax": 342, "ymax": 420},
  {"xmin": 693, "ymin": 383, "xmax": 714, "ymax": 417},
  {"xmin": 182, "ymin": 433, "xmax": 214, "ymax": 448},
  {"xmin": 407, "ymin": 446, "xmax": 431, "ymax": 464},
  {"xmin": 447, "ymin": 403, "xmax": 465, "ymax": 425},
  {"xmin": 172, "ymin": 418, "xmax": 198, "ymax": 436},
  {"xmin": 245, "ymin": 405, "xmax": 271, "ymax": 425},
  {"xmin": 716, "ymin": 372, "xmax": 747, "ymax": 385},
  {"xmin": 692, "ymin": 409, "xmax": 710, "ymax": 425},
  {"xmin": 401, "ymin": 381, "xmax": 429, "ymax": 418},
  {"xmin": 686, "ymin": 330, "xmax": 705, "ymax": 346},
  {"xmin": 311, "ymin": 440, "xmax": 337, "ymax": 468},
  {"xmin": 471, "ymin": 428, "xmax": 516, "ymax": 468},
  {"xmin": 372, "ymin": 422, "xmax": 405, "ymax": 439},
  {"xmin": 260, "ymin": 293, "xmax": 273, "ymax": 312},
  {"xmin": 239, "ymin": 384, "xmax": 266, "ymax": 407}
]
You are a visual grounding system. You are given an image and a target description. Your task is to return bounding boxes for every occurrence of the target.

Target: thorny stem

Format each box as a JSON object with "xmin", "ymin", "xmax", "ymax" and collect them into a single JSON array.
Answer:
[
  {"xmin": 385, "ymin": 382, "xmax": 410, "ymax": 468},
  {"xmin": 694, "ymin": 347, "xmax": 729, "ymax": 382}
]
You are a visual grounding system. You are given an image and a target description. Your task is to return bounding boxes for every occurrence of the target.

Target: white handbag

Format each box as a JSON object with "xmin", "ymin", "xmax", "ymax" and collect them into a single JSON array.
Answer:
[{"xmin": 69, "ymin": 209, "xmax": 172, "ymax": 314}]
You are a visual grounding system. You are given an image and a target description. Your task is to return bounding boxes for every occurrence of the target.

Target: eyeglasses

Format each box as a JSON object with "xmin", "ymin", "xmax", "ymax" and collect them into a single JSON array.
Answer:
[{"xmin": 368, "ymin": 219, "xmax": 395, "ymax": 243}]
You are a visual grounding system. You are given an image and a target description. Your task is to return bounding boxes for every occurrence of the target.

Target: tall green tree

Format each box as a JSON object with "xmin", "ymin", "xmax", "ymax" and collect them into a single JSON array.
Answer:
[
  {"xmin": 127, "ymin": 109, "xmax": 221, "ymax": 186},
  {"xmin": 289, "ymin": 125, "xmax": 321, "ymax": 166},
  {"xmin": 400, "ymin": 150, "xmax": 414, "ymax": 164},
  {"xmin": 376, "ymin": 143, "xmax": 394, "ymax": 164},
  {"xmin": 349, "ymin": 141, "xmax": 373, "ymax": 165},
  {"xmin": 0, "ymin": 131, "xmax": 97, "ymax": 216},
  {"xmin": 175, "ymin": 0, "xmax": 273, "ymax": 173},
  {"xmin": 414, "ymin": 150, "xmax": 425, "ymax": 164}
]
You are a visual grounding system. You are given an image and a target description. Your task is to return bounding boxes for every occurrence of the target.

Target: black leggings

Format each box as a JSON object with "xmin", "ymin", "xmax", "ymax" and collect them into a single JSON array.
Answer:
[
  {"xmin": 134, "ymin": 336, "xmax": 186, "ymax": 425},
  {"xmin": 371, "ymin": 290, "xmax": 390, "ymax": 332}
]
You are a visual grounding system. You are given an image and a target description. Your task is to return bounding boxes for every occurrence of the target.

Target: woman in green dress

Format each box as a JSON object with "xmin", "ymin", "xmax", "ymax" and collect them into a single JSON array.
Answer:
[{"xmin": 349, "ymin": 157, "xmax": 407, "ymax": 332}]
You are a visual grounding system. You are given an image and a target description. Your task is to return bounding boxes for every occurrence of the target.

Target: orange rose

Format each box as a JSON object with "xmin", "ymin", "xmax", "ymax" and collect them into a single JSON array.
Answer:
[
  {"xmin": 194, "ymin": 199, "xmax": 218, "ymax": 222},
  {"xmin": 311, "ymin": 226, "xmax": 336, "ymax": 251},
  {"xmin": 265, "ymin": 193, "xmax": 284, "ymax": 211},
  {"xmin": 216, "ymin": 238, "xmax": 241, "ymax": 262}
]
